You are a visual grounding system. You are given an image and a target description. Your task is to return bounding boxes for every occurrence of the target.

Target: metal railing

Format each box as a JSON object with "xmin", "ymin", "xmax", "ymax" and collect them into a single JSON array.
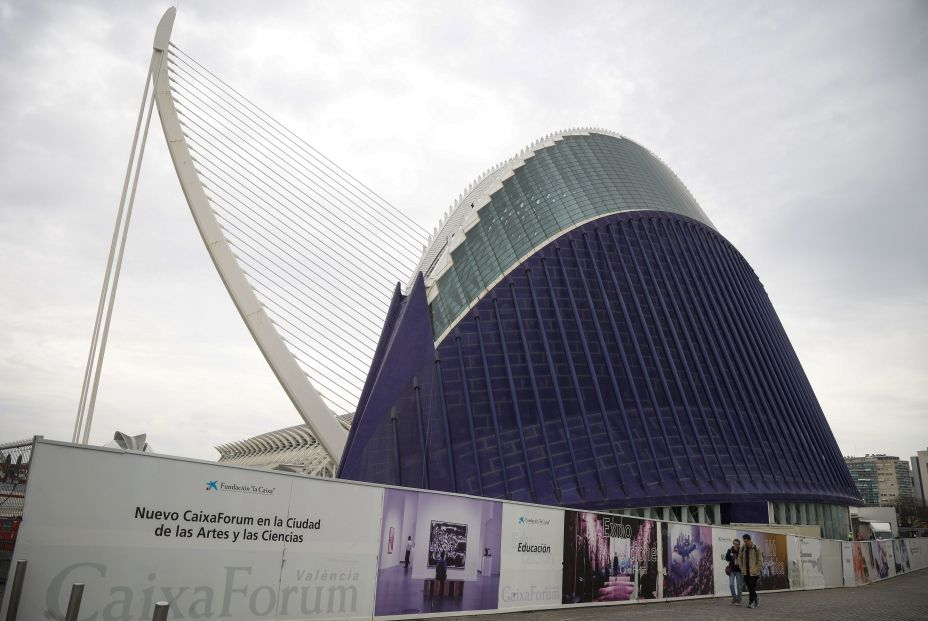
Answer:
[
  {"xmin": 3, "ymin": 560, "xmax": 169, "ymax": 621},
  {"xmin": 0, "ymin": 439, "xmax": 32, "ymax": 520}
]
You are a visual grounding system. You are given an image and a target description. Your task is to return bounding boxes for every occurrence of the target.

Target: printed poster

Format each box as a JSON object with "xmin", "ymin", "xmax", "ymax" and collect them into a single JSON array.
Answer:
[
  {"xmin": 799, "ymin": 536, "xmax": 824, "ymax": 589},
  {"xmin": 787, "ymin": 534, "xmax": 802, "ymax": 589},
  {"xmin": 821, "ymin": 539, "xmax": 844, "ymax": 589},
  {"xmin": 852, "ymin": 541, "xmax": 873, "ymax": 585},
  {"xmin": 497, "ymin": 504, "xmax": 563, "ymax": 609},
  {"xmin": 738, "ymin": 529, "xmax": 790, "ymax": 591},
  {"xmin": 664, "ymin": 523, "xmax": 713, "ymax": 598},
  {"xmin": 893, "ymin": 539, "xmax": 910, "ymax": 574},
  {"xmin": 562, "ymin": 511, "xmax": 659, "ymax": 604},
  {"xmin": 2, "ymin": 441, "xmax": 383, "ymax": 621},
  {"xmin": 711, "ymin": 527, "xmax": 739, "ymax": 597},
  {"xmin": 374, "ymin": 488, "xmax": 502, "ymax": 618},
  {"xmin": 873, "ymin": 540, "xmax": 893, "ymax": 580},
  {"xmin": 841, "ymin": 542, "xmax": 856, "ymax": 587}
]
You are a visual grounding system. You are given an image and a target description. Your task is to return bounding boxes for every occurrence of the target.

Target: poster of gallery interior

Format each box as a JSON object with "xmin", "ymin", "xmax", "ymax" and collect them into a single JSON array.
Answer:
[{"xmin": 374, "ymin": 487, "xmax": 503, "ymax": 617}]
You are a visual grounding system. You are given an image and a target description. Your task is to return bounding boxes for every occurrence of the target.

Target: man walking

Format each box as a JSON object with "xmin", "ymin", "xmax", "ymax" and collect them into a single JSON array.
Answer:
[{"xmin": 738, "ymin": 534, "xmax": 763, "ymax": 608}]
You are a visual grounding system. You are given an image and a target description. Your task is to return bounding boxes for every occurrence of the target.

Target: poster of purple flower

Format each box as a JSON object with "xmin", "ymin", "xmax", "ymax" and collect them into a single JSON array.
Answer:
[
  {"xmin": 664, "ymin": 523, "xmax": 714, "ymax": 597},
  {"xmin": 875, "ymin": 540, "xmax": 891, "ymax": 579}
]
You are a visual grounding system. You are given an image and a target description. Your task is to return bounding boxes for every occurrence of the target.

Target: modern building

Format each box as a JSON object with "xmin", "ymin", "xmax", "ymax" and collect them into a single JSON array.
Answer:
[
  {"xmin": 845, "ymin": 458, "xmax": 879, "ymax": 506},
  {"xmin": 103, "ymin": 431, "xmax": 152, "ymax": 452},
  {"xmin": 911, "ymin": 448, "xmax": 928, "ymax": 506},
  {"xmin": 215, "ymin": 415, "xmax": 354, "ymax": 477},
  {"xmin": 336, "ymin": 129, "xmax": 861, "ymax": 539},
  {"xmin": 147, "ymin": 18, "xmax": 858, "ymax": 538},
  {"xmin": 845, "ymin": 454, "xmax": 913, "ymax": 507}
]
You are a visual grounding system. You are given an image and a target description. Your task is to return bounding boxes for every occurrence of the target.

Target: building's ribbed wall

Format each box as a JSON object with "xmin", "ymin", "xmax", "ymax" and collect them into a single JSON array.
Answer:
[
  {"xmin": 338, "ymin": 210, "xmax": 861, "ymax": 510},
  {"xmin": 338, "ymin": 131, "xmax": 861, "ymax": 511}
]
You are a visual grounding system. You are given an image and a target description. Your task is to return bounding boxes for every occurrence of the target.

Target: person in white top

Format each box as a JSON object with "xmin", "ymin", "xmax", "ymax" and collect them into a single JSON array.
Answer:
[{"xmin": 404, "ymin": 536, "xmax": 414, "ymax": 568}]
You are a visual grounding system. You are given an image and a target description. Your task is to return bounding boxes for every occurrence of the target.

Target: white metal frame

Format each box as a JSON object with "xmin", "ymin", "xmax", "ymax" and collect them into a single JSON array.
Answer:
[{"xmin": 150, "ymin": 9, "xmax": 347, "ymax": 462}]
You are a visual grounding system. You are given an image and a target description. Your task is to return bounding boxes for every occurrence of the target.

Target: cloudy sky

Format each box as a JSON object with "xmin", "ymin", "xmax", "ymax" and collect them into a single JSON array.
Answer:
[{"xmin": 1, "ymin": 0, "xmax": 925, "ymax": 464}]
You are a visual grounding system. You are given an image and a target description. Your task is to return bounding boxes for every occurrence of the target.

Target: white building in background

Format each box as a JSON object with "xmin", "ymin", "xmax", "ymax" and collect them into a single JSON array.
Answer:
[
  {"xmin": 215, "ymin": 415, "xmax": 353, "ymax": 478},
  {"xmin": 912, "ymin": 448, "xmax": 928, "ymax": 506},
  {"xmin": 103, "ymin": 431, "xmax": 152, "ymax": 452},
  {"xmin": 850, "ymin": 506, "xmax": 899, "ymax": 539},
  {"xmin": 845, "ymin": 454, "xmax": 913, "ymax": 507}
]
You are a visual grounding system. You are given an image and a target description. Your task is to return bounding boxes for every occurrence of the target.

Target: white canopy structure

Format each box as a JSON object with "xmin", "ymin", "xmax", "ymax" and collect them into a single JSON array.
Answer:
[{"xmin": 73, "ymin": 8, "xmax": 428, "ymax": 474}]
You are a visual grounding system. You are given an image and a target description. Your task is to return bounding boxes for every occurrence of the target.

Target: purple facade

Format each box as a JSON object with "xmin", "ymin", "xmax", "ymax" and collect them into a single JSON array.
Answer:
[
  {"xmin": 339, "ymin": 210, "xmax": 860, "ymax": 510},
  {"xmin": 337, "ymin": 132, "xmax": 861, "ymax": 512}
]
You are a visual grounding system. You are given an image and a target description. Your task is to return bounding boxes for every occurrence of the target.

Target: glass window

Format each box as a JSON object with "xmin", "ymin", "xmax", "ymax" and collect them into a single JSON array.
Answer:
[{"xmin": 429, "ymin": 133, "xmax": 717, "ymax": 337}]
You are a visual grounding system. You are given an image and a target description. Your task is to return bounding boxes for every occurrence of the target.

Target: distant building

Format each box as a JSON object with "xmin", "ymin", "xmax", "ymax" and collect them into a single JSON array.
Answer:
[
  {"xmin": 845, "ymin": 454, "xmax": 913, "ymax": 507},
  {"xmin": 103, "ymin": 431, "xmax": 152, "ymax": 452},
  {"xmin": 850, "ymin": 506, "xmax": 899, "ymax": 540},
  {"xmin": 912, "ymin": 449, "xmax": 928, "ymax": 506},
  {"xmin": 215, "ymin": 415, "xmax": 353, "ymax": 478},
  {"xmin": 846, "ymin": 458, "xmax": 879, "ymax": 506}
]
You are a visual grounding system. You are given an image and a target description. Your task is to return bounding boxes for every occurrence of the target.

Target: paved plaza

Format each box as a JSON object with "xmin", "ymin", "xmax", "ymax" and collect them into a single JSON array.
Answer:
[{"xmin": 464, "ymin": 569, "xmax": 928, "ymax": 621}]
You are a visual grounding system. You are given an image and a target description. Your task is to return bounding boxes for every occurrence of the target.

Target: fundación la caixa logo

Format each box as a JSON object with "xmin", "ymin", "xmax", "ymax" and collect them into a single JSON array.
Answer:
[
  {"xmin": 518, "ymin": 515, "xmax": 550, "ymax": 526},
  {"xmin": 204, "ymin": 479, "xmax": 275, "ymax": 495},
  {"xmin": 515, "ymin": 514, "xmax": 553, "ymax": 556}
]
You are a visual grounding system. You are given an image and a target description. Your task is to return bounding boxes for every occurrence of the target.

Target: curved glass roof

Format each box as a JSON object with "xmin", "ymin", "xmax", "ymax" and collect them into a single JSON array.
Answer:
[{"xmin": 418, "ymin": 129, "xmax": 714, "ymax": 340}]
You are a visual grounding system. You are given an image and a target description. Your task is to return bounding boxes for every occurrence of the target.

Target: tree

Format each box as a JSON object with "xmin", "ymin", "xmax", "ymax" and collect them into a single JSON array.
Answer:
[{"xmin": 893, "ymin": 497, "xmax": 928, "ymax": 529}]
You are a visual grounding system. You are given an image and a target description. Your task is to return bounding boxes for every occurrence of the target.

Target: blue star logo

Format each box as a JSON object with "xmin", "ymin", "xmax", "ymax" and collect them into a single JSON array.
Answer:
[
  {"xmin": 519, "ymin": 516, "xmax": 525, "ymax": 524},
  {"xmin": 206, "ymin": 481, "xmax": 218, "ymax": 491}
]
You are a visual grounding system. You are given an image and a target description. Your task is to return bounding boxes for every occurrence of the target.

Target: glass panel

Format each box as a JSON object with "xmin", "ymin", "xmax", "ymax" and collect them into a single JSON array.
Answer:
[{"xmin": 429, "ymin": 133, "xmax": 717, "ymax": 336}]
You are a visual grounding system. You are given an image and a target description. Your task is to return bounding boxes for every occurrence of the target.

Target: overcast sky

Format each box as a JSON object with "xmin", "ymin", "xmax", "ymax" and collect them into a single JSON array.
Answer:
[{"xmin": 1, "ymin": 1, "xmax": 925, "ymax": 464}]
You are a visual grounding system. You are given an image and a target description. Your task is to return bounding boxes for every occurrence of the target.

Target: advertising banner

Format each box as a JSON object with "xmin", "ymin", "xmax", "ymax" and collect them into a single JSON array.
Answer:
[
  {"xmin": 497, "ymin": 504, "xmax": 563, "ymax": 609},
  {"xmin": 1, "ymin": 441, "xmax": 383, "ymax": 621},
  {"xmin": 6, "ymin": 440, "xmax": 928, "ymax": 621},
  {"xmin": 893, "ymin": 540, "xmax": 910, "ymax": 574},
  {"xmin": 873, "ymin": 540, "xmax": 893, "ymax": 580},
  {"xmin": 787, "ymin": 535, "xmax": 802, "ymax": 589},
  {"xmin": 278, "ymin": 474, "xmax": 384, "ymax": 619},
  {"xmin": 821, "ymin": 539, "xmax": 844, "ymax": 589},
  {"xmin": 664, "ymin": 523, "xmax": 713, "ymax": 598},
  {"xmin": 562, "ymin": 511, "xmax": 659, "ymax": 604},
  {"xmin": 851, "ymin": 541, "xmax": 874, "ymax": 585},
  {"xmin": 841, "ymin": 542, "xmax": 856, "ymax": 587},
  {"xmin": 711, "ymin": 527, "xmax": 739, "ymax": 597},
  {"xmin": 374, "ymin": 488, "xmax": 502, "ymax": 618},
  {"xmin": 798, "ymin": 537, "xmax": 824, "ymax": 589},
  {"xmin": 907, "ymin": 538, "xmax": 928, "ymax": 570},
  {"xmin": 725, "ymin": 528, "xmax": 789, "ymax": 591}
]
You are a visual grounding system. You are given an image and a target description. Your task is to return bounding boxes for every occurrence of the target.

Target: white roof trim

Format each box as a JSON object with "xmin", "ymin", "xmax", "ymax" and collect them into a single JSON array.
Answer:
[{"xmin": 410, "ymin": 128, "xmax": 628, "ymax": 293}]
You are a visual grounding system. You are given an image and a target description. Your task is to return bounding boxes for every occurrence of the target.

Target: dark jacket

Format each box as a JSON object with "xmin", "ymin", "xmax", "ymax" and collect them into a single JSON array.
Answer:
[{"xmin": 725, "ymin": 546, "xmax": 742, "ymax": 572}]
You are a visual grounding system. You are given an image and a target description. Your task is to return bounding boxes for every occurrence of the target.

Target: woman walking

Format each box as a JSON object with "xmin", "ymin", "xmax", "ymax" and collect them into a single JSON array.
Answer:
[{"xmin": 725, "ymin": 537, "xmax": 743, "ymax": 604}]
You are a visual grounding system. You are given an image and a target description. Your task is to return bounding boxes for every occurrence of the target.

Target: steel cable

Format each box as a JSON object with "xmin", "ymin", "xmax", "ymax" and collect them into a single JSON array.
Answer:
[
  {"xmin": 168, "ymin": 46, "xmax": 428, "ymax": 239},
  {"xmin": 161, "ymin": 46, "xmax": 431, "ymax": 416}
]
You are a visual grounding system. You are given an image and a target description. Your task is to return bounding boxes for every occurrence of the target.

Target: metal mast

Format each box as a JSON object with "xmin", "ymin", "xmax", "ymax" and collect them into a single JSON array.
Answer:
[{"xmin": 72, "ymin": 9, "xmax": 172, "ymax": 444}]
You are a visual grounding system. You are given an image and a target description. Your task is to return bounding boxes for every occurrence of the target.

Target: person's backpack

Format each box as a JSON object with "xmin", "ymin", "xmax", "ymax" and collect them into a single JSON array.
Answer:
[{"xmin": 751, "ymin": 544, "xmax": 764, "ymax": 575}]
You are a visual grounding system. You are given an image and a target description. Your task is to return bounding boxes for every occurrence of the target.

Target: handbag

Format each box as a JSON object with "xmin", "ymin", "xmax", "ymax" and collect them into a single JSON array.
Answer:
[{"xmin": 725, "ymin": 565, "xmax": 731, "ymax": 576}]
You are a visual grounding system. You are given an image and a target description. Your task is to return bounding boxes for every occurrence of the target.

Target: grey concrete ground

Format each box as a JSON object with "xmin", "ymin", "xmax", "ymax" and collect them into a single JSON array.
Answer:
[{"xmin": 463, "ymin": 569, "xmax": 928, "ymax": 621}]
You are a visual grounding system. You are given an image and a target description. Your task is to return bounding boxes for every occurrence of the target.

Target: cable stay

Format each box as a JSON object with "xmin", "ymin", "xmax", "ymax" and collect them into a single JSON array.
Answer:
[{"xmin": 74, "ymin": 8, "xmax": 429, "ymax": 472}]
